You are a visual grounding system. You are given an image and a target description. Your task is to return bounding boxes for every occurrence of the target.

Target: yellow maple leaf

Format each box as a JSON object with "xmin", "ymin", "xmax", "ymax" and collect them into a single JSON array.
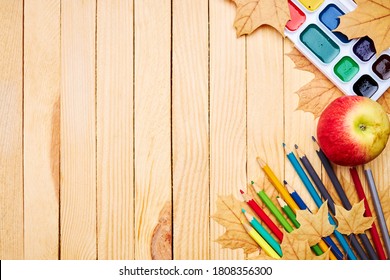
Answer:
[
  {"xmin": 336, "ymin": 0, "xmax": 390, "ymax": 54},
  {"xmin": 212, "ymin": 195, "xmax": 259, "ymax": 254},
  {"xmin": 335, "ymin": 201, "xmax": 375, "ymax": 235},
  {"xmin": 281, "ymin": 231, "xmax": 330, "ymax": 260},
  {"xmin": 291, "ymin": 202, "xmax": 335, "ymax": 246},
  {"xmin": 231, "ymin": 0, "xmax": 290, "ymax": 36},
  {"xmin": 286, "ymin": 47, "xmax": 343, "ymax": 118}
]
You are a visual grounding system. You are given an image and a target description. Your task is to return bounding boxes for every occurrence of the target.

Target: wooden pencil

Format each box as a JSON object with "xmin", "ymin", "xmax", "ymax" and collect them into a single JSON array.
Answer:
[
  {"xmin": 350, "ymin": 167, "xmax": 386, "ymax": 260},
  {"xmin": 240, "ymin": 189, "xmax": 283, "ymax": 242},
  {"xmin": 242, "ymin": 223, "xmax": 281, "ymax": 259},
  {"xmin": 295, "ymin": 144, "xmax": 357, "ymax": 260},
  {"xmin": 251, "ymin": 182, "xmax": 294, "ymax": 233},
  {"xmin": 364, "ymin": 168, "xmax": 390, "ymax": 259},
  {"xmin": 276, "ymin": 196, "xmax": 300, "ymax": 228},
  {"xmin": 242, "ymin": 209, "xmax": 283, "ymax": 257},
  {"xmin": 312, "ymin": 136, "xmax": 377, "ymax": 260}
]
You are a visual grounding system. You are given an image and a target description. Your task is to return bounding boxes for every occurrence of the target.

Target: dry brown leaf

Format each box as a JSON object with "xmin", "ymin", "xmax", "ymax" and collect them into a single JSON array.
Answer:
[
  {"xmin": 335, "ymin": 201, "xmax": 375, "ymax": 235},
  {"xmin": 336, "ymin": 0, "xmax": 390, "ymax": 54},
  {"xmin": 291, "ymin": 202, "xmax": 335, "ymax": 246},
  {"xmin": 231, "ymin": 0, "xmax": 290, "ymax": 36},
  {"xmin": 286, "ymin": 47, "xmax": 343, "ymax": 118},
  {"xmin": 212, "ymin": 195, "xmax": 259, "ymax": 254},
  {"xmin": 281, "ymin": 231, "xmax": 330, "ymax": 260}
]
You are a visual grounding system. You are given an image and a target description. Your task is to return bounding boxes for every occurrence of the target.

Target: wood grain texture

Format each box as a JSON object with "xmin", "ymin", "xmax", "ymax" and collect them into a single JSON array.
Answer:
[
  {"xmin": 210, "ymin": 0, "xmax": 246, "ymax": 260},
  {"xmin": 60, "ymin": 0, "xmax": 96, "ymax": 260},
  {"xmin": 283, "ymin": 40, "xmax": 319, "ymax": 211},
  {"xmin": 172, "ymin": 0, "xmax": 209, "ymax": 260},
  {"xmin": 0, "ymin": 0, "xmax": 24, "ymax": 260},
  {"xmin": 134, "ymin": 0, "xmax": 172, "ymax": 259},
  {"xmin": 247, "ymin": 26, "xmax": 285, "ymax": 199},
  {"xmin": 23, "ymin": 0, "xmax": 60, "ymax": 260},
  {"xmin": 97, "ymin": 0, "xmax": 134, "ymax": 260}
]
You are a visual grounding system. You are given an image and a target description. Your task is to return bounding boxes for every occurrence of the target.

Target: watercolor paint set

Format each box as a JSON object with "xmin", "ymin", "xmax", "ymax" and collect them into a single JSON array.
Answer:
[{"xmin": 285, "ymin": 0, "xmax": 390, "ymax": 100}]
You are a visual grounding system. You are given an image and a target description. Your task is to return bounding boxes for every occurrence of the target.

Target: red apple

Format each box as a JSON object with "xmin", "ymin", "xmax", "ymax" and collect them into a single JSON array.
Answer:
[{"xmin": 317, "ymin": 96, "xmax": 390, "ymax": 166}]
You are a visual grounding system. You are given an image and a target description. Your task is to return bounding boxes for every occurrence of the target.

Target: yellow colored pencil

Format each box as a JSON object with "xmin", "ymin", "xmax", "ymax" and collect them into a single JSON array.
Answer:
[
  {"xmin": 242, "ymin": 223, "xmax": 281, "ymax": 259},
  {"xmin": 257, "ymin": 157, "xmax": 299, "ymax": 212},
  {"xmin": 257, "ymin": 157, "xmax": 336, "ymax": 260}
]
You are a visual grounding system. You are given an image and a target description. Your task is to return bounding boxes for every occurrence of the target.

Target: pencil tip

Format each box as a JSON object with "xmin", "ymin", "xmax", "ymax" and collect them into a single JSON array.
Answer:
[
  {"xmin": 294, "ymin": 144, "xmax": 298, "ymax": 149},
  {"xmin": 250, "ymin": 181, "xmax": 254, "ymax": 185},
  {"xmin": 241, "ymin": 208, "xmax": 246, "ymax": 213},
  {"xmin": 312, "ymin": 136, "xmax": 317, "ymax": 142},
  {"xmin": 239, "ymin": 189, "xmax": 244, "ymax": 194},
  {"xmin": 282, "ymin": 142, "xmax": 286, "ymax": 148},
  {"xmin": 283, "ymin": 180, "xmax": 287, "ymax": 185}
]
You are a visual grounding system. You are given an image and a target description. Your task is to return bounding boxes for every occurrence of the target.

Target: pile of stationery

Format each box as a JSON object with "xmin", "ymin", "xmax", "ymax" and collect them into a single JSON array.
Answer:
[{"xmin": 239, "ymin": 137, "xmax": 390, "ymax": 260}]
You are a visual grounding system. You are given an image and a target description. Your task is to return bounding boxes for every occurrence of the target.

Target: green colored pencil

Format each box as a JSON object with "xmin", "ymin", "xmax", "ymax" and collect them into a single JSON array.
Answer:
[
  {"xmin": 251, "ymin": 182, "xmax": 293, "ymax": 233},
  {"xmin": 276, "ymin": 196, "xmax": 300, "ymax": 228}
]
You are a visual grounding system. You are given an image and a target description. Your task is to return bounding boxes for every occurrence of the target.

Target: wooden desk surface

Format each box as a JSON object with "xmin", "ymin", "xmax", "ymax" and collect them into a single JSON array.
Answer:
[{"xmin": 1, "ymin": 0, "xmax": 389, "ymax": 260}]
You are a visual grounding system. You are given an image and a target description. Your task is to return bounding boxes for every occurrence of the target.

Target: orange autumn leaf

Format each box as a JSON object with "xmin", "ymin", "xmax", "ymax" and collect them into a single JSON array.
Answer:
[
  {"xmin": 212, "ymin": 195, "xmax": 259, "ymax": 254},
  {"xmin": 286, "ymin": 47, "xmax": 343, "ymax": 118},
  {"xmin": 280, "ymin": 231, "xmax": 330, "ymax": 260},
  {"xmin": 335, "ymin": 201, "xmax": 375, "ymax": 235},
  {"xmin": 231, "ymin": 0, "xmax": 290, "ymax": 36},
  {"xmin": 336, "ymin": 0, "xmax": 390, "ymax": 54},
  {"xmin": 291, "ymin": 202, "xmax": 335, "ymax": 246}
]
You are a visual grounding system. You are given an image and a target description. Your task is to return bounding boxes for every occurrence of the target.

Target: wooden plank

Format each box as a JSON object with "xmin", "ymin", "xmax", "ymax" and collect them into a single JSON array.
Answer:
[
  {"xmin": 0, "ymin": 0, "xmax": 24, "ymax": 260},
  {"xmin": 23, "ymin": 0, "xmax": 60, "ymax": 260},
  {"xmin": 247, "ymin": 27, "xmax": 285, "ymax": 202},
  {"xmin": 97, "ymin": 0, "xmax": 134, "ymax": 260},
  {"xmin": 172, "ymin": 0, "xmax": 209, "ymax": 260},
  {"xmin": 60, "ymin": 0, "xmax": 96, "ymax": 260},
  {"xmin": 283, "ymin": 39, "xmax": 319, "ymax": 211},
  {"xmin": 209, "ymin": 0, "xmax": 246, "ymax": 260},
  {"xmin": 134, "ymin": 0, "xmax": 171, "ymax": 259}
]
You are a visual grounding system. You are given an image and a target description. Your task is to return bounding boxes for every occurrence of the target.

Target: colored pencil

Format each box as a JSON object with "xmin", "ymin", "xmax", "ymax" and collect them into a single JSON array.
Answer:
[
  {"xmin": 350, "ymin": 167, "xmax": 387, "ymax": 260},
  {"xmin": 257, "ymin": 157, "xmax": 300, "ymax": 212},
  {"xmin": 276, "ymin": 196, "xmax": 300, "ymax": 228},
  {"xmin": 281, "ymin": 180, "xmax": 336, "ymax": 258},
  {"xmin": 284, "ymin": 181, "xmax": 307, "ymax": 210},
  {"xmin": 282, "ymin": 179, "xmax": 343, "ymax": 260},
  {"xmin": 364, "ymin": 168, "xmax": 390, "ymax": 259},
  {"xmin": 242, "ymin": 223, "xmax": 281, "ymax": 259},
  {"xmin": 251, "ymin": 182, "xmax": 294, "ymax": 233},
  {"xmin": 242, "ymin": 209, "xmax": 283, "ymax": 257},
  {"xmin": 283, "ymin": 143, "xmax": 322, "ymax": 207},
  {"xmin": 240, "ymin": 190, "xmax": 283, "ymax": 242},
  {"xmin": 312, "ymin": 136, "xmax": 377, "ymax": 260},
  {"xmin": 295, "ymin": 145, "xmax": 357, "ymax": 260}
]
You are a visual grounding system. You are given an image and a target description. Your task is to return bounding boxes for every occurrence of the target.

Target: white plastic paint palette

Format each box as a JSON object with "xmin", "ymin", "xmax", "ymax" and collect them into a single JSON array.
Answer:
[{"xmin": 284, "ymin": 0, "xmax": 390, "ymax": 100}]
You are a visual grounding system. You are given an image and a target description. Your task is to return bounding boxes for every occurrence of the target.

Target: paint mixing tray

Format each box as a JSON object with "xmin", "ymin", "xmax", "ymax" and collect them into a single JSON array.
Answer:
[{"xmin": 285, "ymin": 0, "xmax": 390, "ymax": 100}]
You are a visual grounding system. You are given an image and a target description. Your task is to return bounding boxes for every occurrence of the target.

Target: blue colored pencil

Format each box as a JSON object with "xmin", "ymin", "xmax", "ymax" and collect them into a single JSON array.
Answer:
[
  {"xmin": 242, "ymin": 209, "xmax": 283, "ymax": 257},
  {"xmin": 283, "ymin": 180, "xmax": 344, "ymax": 260},
  {"xmin": 284, "ymin": 180, "xmax": 307, "ymax": 210},
  {"xmin": 294, "ymin": 145, "xmax": 358, "ymax": 260}
]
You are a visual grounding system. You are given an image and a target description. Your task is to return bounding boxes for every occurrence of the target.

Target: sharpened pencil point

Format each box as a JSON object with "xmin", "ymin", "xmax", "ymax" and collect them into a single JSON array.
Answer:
[
  {"xmin": 241, "ymin": 208, "xmax": 246, "ymax": 213},
  {"xmin": 282, "ymin": 143, "xmax": 286, "ymax": 148},
  {"xmin": 250, "ymin": 181, "xmax": 254, "ymax": 185},
  {"xmin": 312, "ymin": 136, "xmax": 317, "ymax": 142},
  {"xmin": 294, "ymin": 144, "xmax": 299, "ymax": 149},
  {"xmin": 240, "ymin": 189, "xmax": 244, "ymax": 194},
  {"xmin": 256, "ymin": 157, "xmax": 266, "ymax": 168},
  {"xmin": 283, "ymin": 180, "xmax": 287, "ymax": 185}
]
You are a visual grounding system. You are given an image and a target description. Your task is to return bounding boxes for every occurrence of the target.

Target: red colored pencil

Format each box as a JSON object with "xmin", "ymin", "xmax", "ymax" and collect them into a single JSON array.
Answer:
[
  {"xmin": 350, "ymin": 167, "xmax": 387, "ymax": 260},
  {"xmin": 240, "ymin": 189, "xmax": 283, "ymax": 242}
]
